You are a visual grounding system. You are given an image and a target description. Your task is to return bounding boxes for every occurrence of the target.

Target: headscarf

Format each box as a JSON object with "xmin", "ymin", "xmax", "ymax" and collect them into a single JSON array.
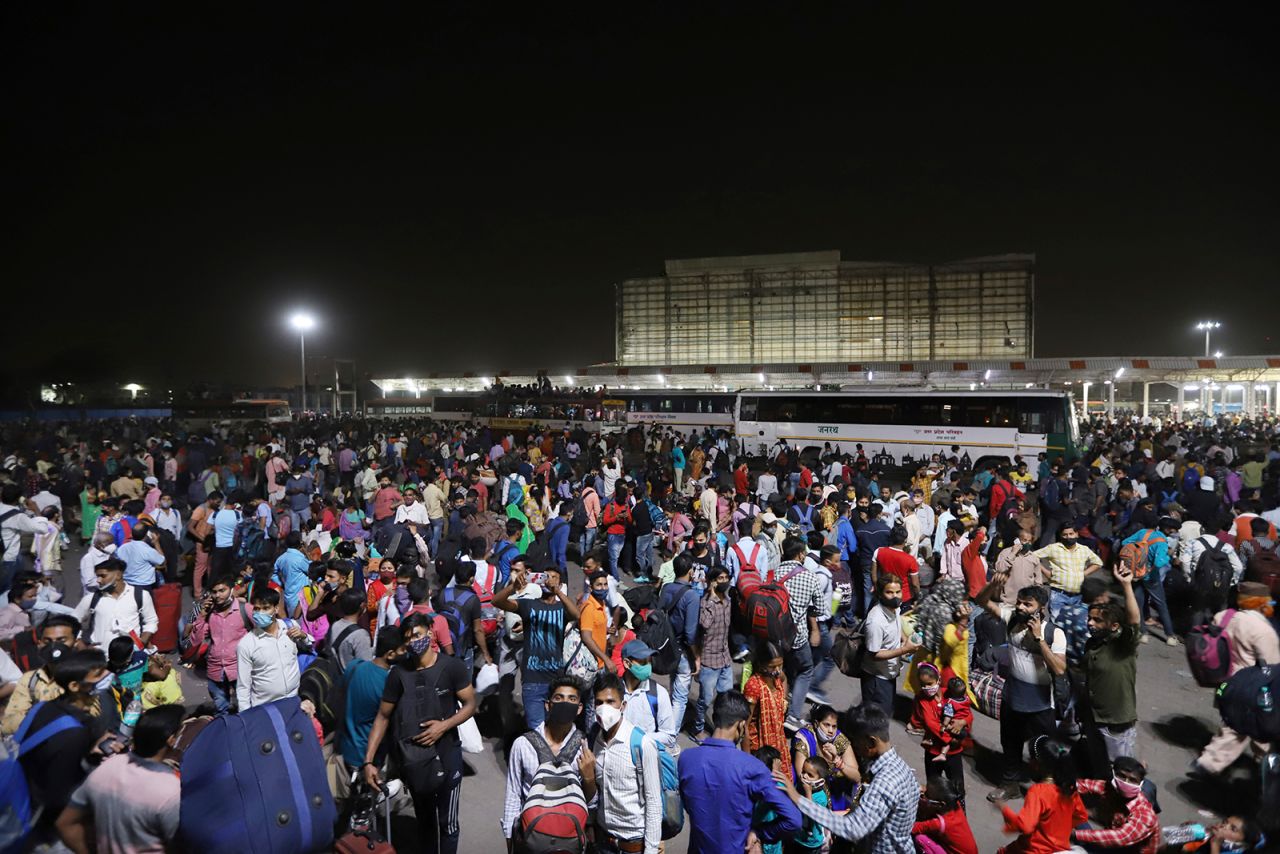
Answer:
[{"xmin": 911, "ymin": 576, "xmax": 966, "ymax": 654}]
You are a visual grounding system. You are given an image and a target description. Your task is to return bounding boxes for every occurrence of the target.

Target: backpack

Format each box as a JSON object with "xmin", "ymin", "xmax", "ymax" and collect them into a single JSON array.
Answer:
[
  {"xmin": 1, "ymin": 703, "xmax": 85, "ymax": 853},
  {"xmin": 635, "ymin": 607, "xmax": 681, "ymax": 676},
  {"xmin": 180, "ymin": 601, "xmax": 252, "ymax": 665},
  {"xmin": 1194, "ymin": 539, "xmax": 1235, "ymax": 610},
  {"xmin": 187, "ymin": 470, "xmax": 213, "ymax": 507},
  {"xmin": 526, "ymin": 537, "xmax": 553, "ymax": 573},
  {"xmin": 440, "ymin": 588, "xmax": 475, "ymax": 653},
  {"xmin": 831, "ymin": 623, "xmax": 869, "ymax": 677},
  {"xmin": 794, "ymin": 504, "xmax": 816, "ymax": 534},
  {"xmin": 7, "ymin": 628, "xmax": 39, "ymax": 673},
  {"xmin": 644, "ymin": 499, "xmax": 667, "ymax": 532},
  {"xmin": 570, "ymin": 499, "xmax": 590, "ymax": 529},
  {"xmin": 429, "ymin": 609, "xmax": 462, "ymax": 654},
  {"xmin": 628, "ymin": 726, "xmax": 684, "ymax": 840},
  {"xmin": 1217, "ymin": 663, "xmax": 1280, "ymax": 741},
  {"xmin": 178, "ymin": 696, "xmax": 335, "ymax": 854},
  {"xmin": 1118, "ymin": 531, "xmax": 1160, "ymax": 581},
  {"xmin": 658, "ymin": 580, "xmax": 693, "ymax": 640},
  {"xmin": 233, "ymin": 516, "xmax": 264, "ymax": 562},
  {"xmin": 1182, "ymin": 466, "xmax": 1202, "ymax": 493},
  {"xmin": 79, "ymin": 586, "xmax": 146, "ymax": 644},
  {"xmin": 388, "ymin": 666, "xmax": 452, "ymax": 795},
  {"xmin": 1247, "ymin": 543, "xmax": 1280, "ymax": 597},
  {"xmin": 470, "ymin": 564, "xmax": 502, "ymax": 640},
  {"xmin": 300, "ymin": 652, "xmax": 348, "ymax": 736},
  {"xmin": 731, "ymin": 543, "xmax": 762, "ymax": 579},
  {"xmin": 1187, "ymin": 609, "xmax": 1238, "ymax": 688},
  {"xmin": 744, "ymin": 567, "xmax": 802, "ymax": 643},
  {"xmin": 516, "ymin": 729, "xmax": 589, "ymax": 854}
]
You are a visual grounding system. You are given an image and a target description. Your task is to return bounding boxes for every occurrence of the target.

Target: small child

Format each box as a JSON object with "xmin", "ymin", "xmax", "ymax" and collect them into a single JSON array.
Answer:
[
  {"xmin": 937, "ymin": 677, "xmax": 972, "ymax": 758},
  {"xmin": 748, "ymin": 746, "xmax": 786, "ymax": 854},
  {"xmin": 794, "ymin": 755, "xmax": 833, "ymax": 853},
  {"xmin": 912, "ymin": 777, "xmax": 977, "ymax": 854}
]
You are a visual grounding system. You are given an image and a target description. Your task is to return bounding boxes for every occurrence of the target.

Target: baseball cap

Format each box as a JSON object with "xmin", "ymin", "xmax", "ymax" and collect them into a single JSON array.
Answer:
[
  {"xmin": 144, "ymin": 476, "xmax": 158, "ymax": 486},
  {"xmin": 621, "ymin": 639, "xmax": 655, "ymax": 660},
  {"xmin": 759, "ymin": 511, "xmax": 778, "ymax": 524},
  {"xmin": 1199, "ymin": 476, "xmax": 1215, "ymax": 491}
]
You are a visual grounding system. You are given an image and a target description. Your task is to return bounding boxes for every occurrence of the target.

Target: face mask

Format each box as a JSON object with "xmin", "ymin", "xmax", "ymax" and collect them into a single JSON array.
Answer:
[
  {"xmin": 881, "ymin": 597, "xmax": 902, "ymax": 611},
  {"xmin": 801, "ymin": 775, "xmax": 826, "ymax": 790},
  {"xmin": 590, "ymin": 589, "xmax": 609, "ymax": 602},
  {"xmin": 40, "ymin": 641, "xmax": 70, "ymax": 669},
  {"xmin": 714, "ymin": 582, "xmax": 730, "ymax": 595},
  {"xmin": 546, "ymin": 700, "xmax": 579, "ymax": 725},
  {"xmin": 1062, "ymin": 537, "xmax": 1078, "ymax": 547},
  {"xmin": 1112, "ymin": 775, "xmax": 1142, "ymax": 799},
  {"xmin": 18, "ymin": 599, "xmax": 36, "ymax": 612},
  {"xmin": 251, "ymin": 611, "xmax": 274, "ymax": 630},
  {"xmin": 628, "ymin": 662, "xmax": 653, "ymax": 682},
  {"xmin": 160, "ymin": 500, "xmax": 172, "ymax": 509},
  {"xmin": 93, "ymin": 674, "xmax": 115, "ymax": 693},
  {"xmin": 922, "ymin": 684, "xmax": 940, "ymax": 697},
  {"xmin": 541, "ymin": 586, "xmax": 555, "ymax": 598},
  {"xmin": 595, "ymin": 702, "xmax": 623, "ymax": 731},
  {"xmin": 99, "ymin": 580, "xmax": 117, "ymax": 594},
  {"xmin": 407, "ymin": 635, "xmax": 433, "ymax": 656},
  {"xmin": 380, "ymin": 570, "xmax": 395, "ymax": 582},
  {"xmin": 214, "ymin": 598, "xmax": 232, "ymax": 611}
]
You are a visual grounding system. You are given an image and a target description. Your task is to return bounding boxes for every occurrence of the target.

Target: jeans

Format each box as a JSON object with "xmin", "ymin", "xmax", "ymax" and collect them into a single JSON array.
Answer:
[
  {"xmin": 429, "ymin": 518, "xmax": 444, "ymax": 557},
  {"xmin": 785, "ymin": 642, "xmax": 814, "ymax": 719},
  {"xmin": 0, "ymin": 559, "xmax": 23, "ymax": 596},
  {"xmin": 1135, "ymin": 571, "xmax": 1175, "ymax": 638},
  {"xmin": 522, "ymin": 680, "xmax": 551, "ymax": 730},
  {"xmin": 670, "ymin": 652, "xmax": 692, "ymax": 733},
  {"xmin": 810, "ymin": 622, "xmax": 834, "ymax": 700},
  {"xmin": 606, "ymin": 533, "xmax": 626, "ymax": 580},
  {"xmin": 580, "ymin": 527, "xmax": 598, "ymax": 560},
  {"xmin": 635, "ymin": 533, "xmax": 656, "ymax": 579},
  {"xmin": 289, "ymin": 506, "xmax": 313, "ymax": 534},
  {"xmin": 857, "ymin": 562, "xmax": 874, "ymax": 618},
  {"xmin": 207, "ymin": 678, "xmax": 236, "ymax": 714},
  {"xmin": 694, "ymin": 664, "xmax": 733, "ymax": 734},
  {"xmin": 1048, "ymin": 588, "xmax": 1080, "ymax": 622}
]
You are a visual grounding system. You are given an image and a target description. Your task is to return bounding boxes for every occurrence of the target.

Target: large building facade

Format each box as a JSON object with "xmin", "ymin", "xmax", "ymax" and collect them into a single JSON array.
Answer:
[{"xmin": 615, "ymin": 251, "xmax": 1035, "ymax": 365}]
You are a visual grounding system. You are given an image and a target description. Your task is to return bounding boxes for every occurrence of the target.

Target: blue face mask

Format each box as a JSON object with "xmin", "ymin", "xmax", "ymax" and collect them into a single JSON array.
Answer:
[{"xmin": 251, "ymin": 611, "xmax": 275, "ymax": 630}]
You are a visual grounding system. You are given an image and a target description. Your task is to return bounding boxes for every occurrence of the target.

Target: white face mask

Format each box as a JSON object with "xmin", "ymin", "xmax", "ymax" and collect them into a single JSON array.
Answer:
[{"xmin": 595, "ymin": 702, "xmax": 623, "ymax": 731}]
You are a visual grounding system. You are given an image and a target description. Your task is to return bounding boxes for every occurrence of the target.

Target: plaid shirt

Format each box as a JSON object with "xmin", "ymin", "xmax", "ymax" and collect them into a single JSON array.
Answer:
[
  {"xmin": 1033, "ymin": 542, "xmax": 1102, "ymax": 594},
  {"xmin": 779, "ymin": 561, "xmax": 825, "ymax": 650},
  {"xmin": 697, "ymin": 592, "xmax": 733, "ymax": 669},
  {"xmin": 797, "ymin": 747, "xmax": 918, "ymax": 854},
  {"xmin": 1072, "ymin": 779, "xmax": 1159, "ymax": 854}
]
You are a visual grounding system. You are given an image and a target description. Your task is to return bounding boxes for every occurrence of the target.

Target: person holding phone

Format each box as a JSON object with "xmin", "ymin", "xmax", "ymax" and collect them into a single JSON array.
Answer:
[
  {"xmin": 493, "ymin": 563, "xmax": 579, "ymax": 730},
  {"xmin": 1080, "ymin": 563, "xmax": 1142, "ymax": 766}
]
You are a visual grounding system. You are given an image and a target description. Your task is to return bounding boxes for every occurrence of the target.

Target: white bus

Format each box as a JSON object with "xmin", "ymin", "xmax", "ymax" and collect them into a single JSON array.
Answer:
[{"xmin": 735, "ymin": 390, "xmax": 1078, "ymax": 469}]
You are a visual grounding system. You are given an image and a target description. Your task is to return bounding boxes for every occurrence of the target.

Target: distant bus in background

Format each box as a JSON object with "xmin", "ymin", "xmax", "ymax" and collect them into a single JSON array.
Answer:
[{"xmin": 172, "ymin": 399, "xmax": 292, "ymax": 428}]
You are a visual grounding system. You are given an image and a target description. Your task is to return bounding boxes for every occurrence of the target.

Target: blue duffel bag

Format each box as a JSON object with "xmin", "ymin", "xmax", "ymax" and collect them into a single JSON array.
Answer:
[{"xmin": 179, "ymin": 696, "xmax": 336, "ymax": 854}]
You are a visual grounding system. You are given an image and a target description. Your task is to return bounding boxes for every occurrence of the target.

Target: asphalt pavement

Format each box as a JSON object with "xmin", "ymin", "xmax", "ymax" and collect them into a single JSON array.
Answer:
[{"xmin": 53, "ymin": 540, "xmax": 1251, "ymax": 852}]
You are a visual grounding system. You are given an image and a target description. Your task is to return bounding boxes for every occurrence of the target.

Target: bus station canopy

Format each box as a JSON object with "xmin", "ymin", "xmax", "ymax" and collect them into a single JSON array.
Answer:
[{"xmin": 373, "ymin": 354, "xmax": 1280, "ymax": 395}]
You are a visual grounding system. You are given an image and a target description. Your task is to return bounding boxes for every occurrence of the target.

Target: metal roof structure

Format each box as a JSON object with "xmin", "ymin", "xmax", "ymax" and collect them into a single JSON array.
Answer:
[{"xmin": 373, "ymin": 354, "xmax": 1280, "ymax": 395}]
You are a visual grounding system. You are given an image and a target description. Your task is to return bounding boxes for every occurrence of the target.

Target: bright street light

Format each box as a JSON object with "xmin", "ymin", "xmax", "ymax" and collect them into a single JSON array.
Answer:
[
  {"xmin": 1195, "ymin": 320, "xmax": 1221, "ymax": 357},
  {"xmin": 288, "ymin": 312, "xmax": 317, "ymax": 413},
  {"xmin": 1214, "ymin": 350, "xmax": 1223, "ymax": 359}
]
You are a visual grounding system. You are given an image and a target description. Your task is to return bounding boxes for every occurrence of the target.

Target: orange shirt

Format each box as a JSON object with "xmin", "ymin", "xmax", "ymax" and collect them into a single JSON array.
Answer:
[
  {"xmin": 578, "ymin": 594, "xmax": 609, "ymax": 666},
  {"xmin": 1000, "ymin": 781, "xmax": 1087, "ymax": 854}
]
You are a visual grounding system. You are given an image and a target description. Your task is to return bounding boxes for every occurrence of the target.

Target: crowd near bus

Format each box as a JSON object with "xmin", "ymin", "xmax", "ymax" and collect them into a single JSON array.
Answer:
[{"xmin": 1, "ymin": 405, "xmax": 1279, "ymax": 853}]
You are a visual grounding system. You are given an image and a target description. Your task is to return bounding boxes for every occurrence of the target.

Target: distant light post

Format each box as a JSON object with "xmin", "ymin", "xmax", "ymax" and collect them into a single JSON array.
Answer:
[
  {"xmin": 1195, "ymin": 320, "xmax": 1221, "ymax": 358},
  {"xmin": 289, "ymin": 312, "xmax": 317, "ymax": 412}
]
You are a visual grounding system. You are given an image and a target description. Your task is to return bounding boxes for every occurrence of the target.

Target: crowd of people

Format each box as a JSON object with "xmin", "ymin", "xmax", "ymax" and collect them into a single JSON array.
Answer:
[{"xmin": 1, "ymin": 408, "xmax": 1279, "ymax": 853}]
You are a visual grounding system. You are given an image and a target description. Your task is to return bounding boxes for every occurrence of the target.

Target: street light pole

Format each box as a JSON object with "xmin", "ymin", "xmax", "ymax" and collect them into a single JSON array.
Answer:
[
  {"xmin": 1196, "ymin": 320, "xmax": 1221, "ymax": 358},
  {"xmin": 289, "ymin": 312, "xmax": 317, "ymax": 416}
]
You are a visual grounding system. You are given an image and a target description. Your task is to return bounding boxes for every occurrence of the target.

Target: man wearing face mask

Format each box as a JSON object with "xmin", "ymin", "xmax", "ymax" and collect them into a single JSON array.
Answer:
[
  {"xmin": 693, "ymin": 566, "xmax": 734, "ymax": 738},
  {"xmin": 150, "ymin": 494, "xmax": 183, "ymax": 546},
  {"xmin": 78, "ymin": 532, "xmax": 117, "ymax": 598},
  {"xmin": 16, "ymin": 649, "xmax": 112, "ymax": 845},
  {"xmin": 680, "ymin": 689, "xmax": 801, "ymax": 852},
  {"xmin": 588, "ymin": 673, "xmax": 664, "ymax": 853},
  {"xmin": 234, "ymin": 587, "xmax": 306, "ymax": 710},
  {"xmin": 187, "ymin": 575, "xmax": 253, "ymax": 714},
  {"xmin": 365, "ymin": 612, "xmax": 476, "ymax": 854},
  {"xmin": 1034, "ymin": 524, "xmax": 1104, "ymax": 621},
  {"xmin": 1070, "ymin": 757, "xmax": 1159, "ymax": 852},
  {"xmin": 994, "ymin": 528, "xmax": 1049, "ymax": 607},
  {"xmin": 1081, "ymin": 564, "xmax": 1142, "ymax": 770},
  {"xmin": 493, "ymin": 563, "xmax": 579, "ymax": 730},
  {"xmin": 619, "ymin": 639, "xmax": 679, "ymax": 752},
  {"xmin": 1, "ymin": 613, "xmax": 78, "ymax": 735},
  {"xmin": 75, "ymin": 559, "xmax": 157, "ymax": 651},
  {"xmin": 500, "ymin": 676, "xmax": 596, "ymax": 850}
]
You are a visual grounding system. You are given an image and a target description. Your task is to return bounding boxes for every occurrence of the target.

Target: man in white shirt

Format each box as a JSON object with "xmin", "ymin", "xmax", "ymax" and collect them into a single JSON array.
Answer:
[
  {"xmin": 150, "ymin": 495, "xmax": 183, "ymax": 544},
  {"xmin": 757, "ymin": 471, "xmax": 779, "ymax": 504},
  {"xmin": 590, "ymin": 673, "xmax": 664, "ymax": 854},
  {"xmin": 1, "ymin": 484, "xmax": 47, "ymax": 594},
  {"xmin": 78, "ymin": 534, "xmax": 116, "ymax": 597},
  {"xmin": 235, "ymin": 587, "xmax": 303, "ymax": 709},
  {"xmin": 394, "ymin": 485, "xmax": 430, "ymax": 527},
  {"xmin": 74, "ymin": 559, "xmax": 158, "ymax": 650},
  {"xmin": 602, "ymin": 454, "xmax": 622, "ymax": 499}
]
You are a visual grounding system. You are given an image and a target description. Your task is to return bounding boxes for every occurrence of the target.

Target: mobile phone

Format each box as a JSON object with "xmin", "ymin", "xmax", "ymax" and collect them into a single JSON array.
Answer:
[{"xmin": 529, "ymin": 572, "xmax": 546, "ymax": 587}]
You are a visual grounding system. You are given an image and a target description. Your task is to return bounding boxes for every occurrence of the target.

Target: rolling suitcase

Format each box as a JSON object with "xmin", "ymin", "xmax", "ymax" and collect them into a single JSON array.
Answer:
[
  {"xmin": 149, "ymin": 582, "xmax": 183, "ymax": 652},
  {"xmin": 336, "ymin": 781, "xmax": 393, "ymax": 853}
]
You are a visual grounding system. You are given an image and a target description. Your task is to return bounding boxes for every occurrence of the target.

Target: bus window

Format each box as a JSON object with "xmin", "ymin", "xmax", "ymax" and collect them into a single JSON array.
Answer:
[
  {"xmin": 832, "ymin": 399, "xmax": 864, "ymax": 423},
  {"xmin": 863, "ymin": 402, "xmax": 897, "ymax": 424},
  {"xmin": 739, "ymin": 396, "xmax": 759, "ymax": 421}
]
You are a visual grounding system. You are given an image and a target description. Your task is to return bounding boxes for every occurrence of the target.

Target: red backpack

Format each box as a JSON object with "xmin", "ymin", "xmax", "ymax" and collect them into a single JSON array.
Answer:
[
  {"xmin": 1187, "ymin": 609, "xmax": 1237, "ymax": 687},
  {"xmin": 744, "ymin": 566, "xmax": 803, "ymax": 643},
  {"xmin": 1118, "ymin": 531, "xmax": 1159, "ymax": 580},
  {"xmin": 472, "ymin": 562, "xmax": 501, "ymax": 640}
]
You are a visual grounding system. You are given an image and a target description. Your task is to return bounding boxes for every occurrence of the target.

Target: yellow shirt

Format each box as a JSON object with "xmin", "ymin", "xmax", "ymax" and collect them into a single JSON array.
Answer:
[{"xmin": 141, "ymin": 669, "xmax": 185, "ymax": 709}]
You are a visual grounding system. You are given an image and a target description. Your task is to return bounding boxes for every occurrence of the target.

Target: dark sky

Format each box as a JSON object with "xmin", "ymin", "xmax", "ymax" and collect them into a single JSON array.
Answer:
[{"xmin": 5, "ymin": 4, "xmax": 1278, "ymax": 393}]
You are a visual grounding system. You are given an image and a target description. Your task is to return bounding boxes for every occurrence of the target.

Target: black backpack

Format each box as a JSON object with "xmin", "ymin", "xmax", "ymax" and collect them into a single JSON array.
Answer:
[
  {"xmin": 1195, "ymin": 539, "xmax": 1234, "ymax": 609},
  {"xmin": 570, "ymin": 499, "xmax": 589, "ymax": 529},
  {"xmin": 525, "ymin": 537, "xmax": 553, "ymax": 572},
  {"xmin": 299, "ymin": 652, "xmax": 347, "ymax": 736},
  {"xmin": 1218, "ymin": 663, "xmax": 1280, "ymax": 741},
  {"xmin": 635, "ymin": 608, "xmax": 681, "ymax": 676}
]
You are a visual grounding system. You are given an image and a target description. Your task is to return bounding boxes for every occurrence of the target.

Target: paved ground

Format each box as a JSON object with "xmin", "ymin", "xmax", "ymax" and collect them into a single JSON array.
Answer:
[{"xmin": 54, "ymin": 541, "xmax": 1253, "ymax": 852}]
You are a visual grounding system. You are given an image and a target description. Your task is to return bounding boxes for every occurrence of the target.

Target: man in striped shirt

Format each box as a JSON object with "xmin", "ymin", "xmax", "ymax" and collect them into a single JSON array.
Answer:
[{"xmin": 588, "ymin": 673, "xmax": 663, "ymax": 854}]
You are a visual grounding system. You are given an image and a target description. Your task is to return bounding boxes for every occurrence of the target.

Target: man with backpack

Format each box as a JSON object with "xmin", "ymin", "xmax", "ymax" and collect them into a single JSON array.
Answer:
[
  {"xmin": 772, "ymin": 537, "xmax": 826, "ymax": 729},
  {"xmin": 328, "ymin": 588, "xmax": 374, "ymax": 671},
  {"xmin": 188, "ymin": 575, "xmax": 253, "ymax": 713},
  {"xmin": 787, "ymin": 491, "xmax": 818, "ymax": 536},
  {"xmin": 620, "ymin": 639, "xmax": 679, "ymax": 752},
  {"xmin": 854, "ymin": 503, "xmax": 891, "ymax": 619},
  {"xmin": 1118, "ymin": 516, "xmax": 1182, "ymax": 645},
  {"xmin": 545, "ymin": 501, "xmax": 573, "ymax": 573},
  {"xmin": 658, "ymin": 553, "xmax": 701, "ymax": 737},
  {"xmin": 501, "ymin": 675, "xmax": 596, "ymax": 854},
  {"xmin": 589, "ymin": 672, "xmax": 665, "ymax": 854},
  {"xmin": 363, "ymin": 612, "xmax": 476, "ymax": 854},
  {"xmin": 1179, "ymin": 526, "xmax": 1244, "ymax": 626},
  {"xmin": 207, "ymin": 497, "xmax": 241, "ymax": 579},
  {"xmin": 490, "ymin": 519, "xmax": 525, "ymax": 586},
  {"xmin": 631, "ymin": 486, "xmax": 664, "ymax": 581},
  {"xmin": 437, "ymin": 559, "xmax": 494, "ymax": 675},
  {"xmin": 235, "ymin": 587, "xmax": 310, "ymax": 710},
  {"xmin": 1, "ymin": 614, "xmax": 78, "ymax": 735},
  {"xmin": 1190, "ymin": 581, "xmax": 1280, "ymax": 778},
  {"xmin": 74, "ymin": 559, "xmax": 157, "ymax": 651}
]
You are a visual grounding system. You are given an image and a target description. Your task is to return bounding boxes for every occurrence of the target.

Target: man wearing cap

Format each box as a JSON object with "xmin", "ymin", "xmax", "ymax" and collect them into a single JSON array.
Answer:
[
  {"xmin": 620, "ymin": 638, "xmax": 679, "ymax": 753},
  {"xmin": 1191, "ymin": 580, "xmax": 1280, "ymax": 777},
  {"xmin": 1184, "ymin": 474, "xmax": 1223, "ymax": 529},
  {"xmin": 141, "ymin": 477, "xmax": 162, "ymax": 516}
]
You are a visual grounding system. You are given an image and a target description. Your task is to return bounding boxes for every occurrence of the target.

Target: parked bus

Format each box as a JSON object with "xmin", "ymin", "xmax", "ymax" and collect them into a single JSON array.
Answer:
[
  {"xmin": 172, "ymin": 399, "xmax": 293, "ymax": 428},
  {"xmin": 735, "ymin": 390, "xmax": 1078, "ymax": 470}
]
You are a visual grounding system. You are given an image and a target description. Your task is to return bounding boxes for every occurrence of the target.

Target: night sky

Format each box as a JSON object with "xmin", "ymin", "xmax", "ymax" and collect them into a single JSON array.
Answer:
[{"xmin": 5, "ymin": 5, "xmax": 1277, "ymax": 395}]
